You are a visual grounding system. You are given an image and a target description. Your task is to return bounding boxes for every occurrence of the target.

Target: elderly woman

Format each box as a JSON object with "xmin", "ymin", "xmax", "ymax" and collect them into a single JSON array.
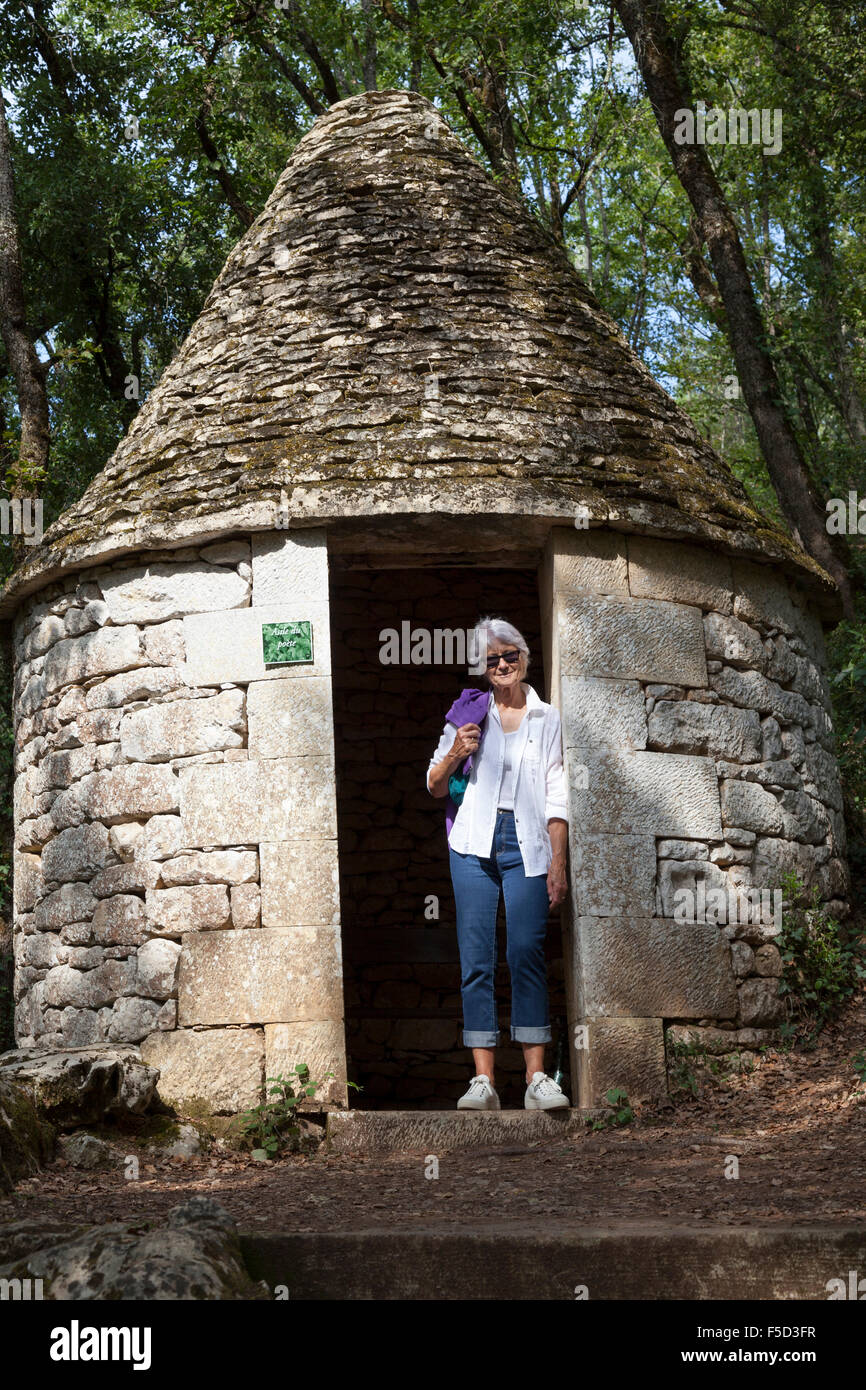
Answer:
[{"xmin": 426, "ymin": 616, "xmax": 569, "ymax": 1110}]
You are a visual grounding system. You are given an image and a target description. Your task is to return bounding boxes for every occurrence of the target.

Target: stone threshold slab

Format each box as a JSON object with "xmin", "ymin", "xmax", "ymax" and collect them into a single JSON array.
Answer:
[
  {"xmin": 325, "ymin": 1108, "xmax": 600, "ymax": 1153},
  {"xmin": 240, "ymin": 1222, "xmax": 866, "ymax": 1300}
]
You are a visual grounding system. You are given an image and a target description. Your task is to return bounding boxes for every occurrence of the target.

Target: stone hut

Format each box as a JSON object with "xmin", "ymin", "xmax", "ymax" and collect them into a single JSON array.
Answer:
[{"xmin": 1, "ymin": 90, "xmax": 849, "ymax": 1113}]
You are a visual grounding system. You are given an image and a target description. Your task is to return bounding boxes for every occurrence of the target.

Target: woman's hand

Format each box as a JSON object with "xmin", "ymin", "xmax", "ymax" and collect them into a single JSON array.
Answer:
[
  {"xmin": 427, "ymin": 723, "xmax": 482, "ymax": 797},
  {"xmin": 450, "ymin": 722, "xmax": 481, "ymax": 760},
  {"xmin": 547, "ymin": 858, "xmax": 568, "ymax": 908}
]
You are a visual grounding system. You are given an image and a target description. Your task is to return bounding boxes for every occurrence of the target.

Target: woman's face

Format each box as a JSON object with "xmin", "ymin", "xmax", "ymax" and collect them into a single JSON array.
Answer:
[{"xmin": 486, "ymin": 637, "xmax": 525, "ymax": 692}]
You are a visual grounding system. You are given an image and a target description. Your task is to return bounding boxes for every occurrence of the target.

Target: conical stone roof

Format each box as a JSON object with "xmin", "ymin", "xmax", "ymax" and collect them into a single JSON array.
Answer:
[{"xmin": 0, "ymin": 89, "xmax": 839, "ymax": 615}]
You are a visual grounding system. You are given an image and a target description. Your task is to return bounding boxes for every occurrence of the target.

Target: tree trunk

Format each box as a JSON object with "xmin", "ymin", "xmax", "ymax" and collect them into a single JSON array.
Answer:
[
  {"xmin": 614, "ymin": 0, "xmax": 855, "ymax": 615},
  {"xmin": 0, "ymin": 95, "xmax": 49, "ymax": 546}
]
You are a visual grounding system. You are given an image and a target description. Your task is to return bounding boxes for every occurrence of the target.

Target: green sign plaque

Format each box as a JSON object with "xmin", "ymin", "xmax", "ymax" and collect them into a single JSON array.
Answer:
[{"xmin": 261, "ymin": 620, "xmax": 313, "ymax": 666}]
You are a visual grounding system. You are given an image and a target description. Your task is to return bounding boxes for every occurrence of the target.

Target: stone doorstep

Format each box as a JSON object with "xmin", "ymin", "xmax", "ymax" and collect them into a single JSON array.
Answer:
[
  {"xmin": 325, "ymin": 1108, "xmax": 602, "ymax": 1154},
  {"xmin": 240, "ymin": 1223, "xmax": 866, "ymax": 1300}
]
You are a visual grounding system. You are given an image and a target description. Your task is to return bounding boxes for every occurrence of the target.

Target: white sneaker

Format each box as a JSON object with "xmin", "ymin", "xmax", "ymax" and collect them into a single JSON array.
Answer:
[
  {"xmin": 457, "ymin": 1074, "xmax": 501, "ymax": 1110},
  {"xmin": 524, "ymin": 1072, "xmax": 569, "ymax": 1110}
]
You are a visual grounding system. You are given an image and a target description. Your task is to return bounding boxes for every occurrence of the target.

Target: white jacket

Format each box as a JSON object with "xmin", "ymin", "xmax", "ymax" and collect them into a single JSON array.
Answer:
[{"xmin": 426, "ymin": 682, "xmax": 568, "ymax": 876}]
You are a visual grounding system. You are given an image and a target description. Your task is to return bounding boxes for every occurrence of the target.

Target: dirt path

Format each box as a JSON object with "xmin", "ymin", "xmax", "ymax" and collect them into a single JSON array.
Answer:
[{"xmin": 3, "ymin": 994, "xmax": 864, "ymax": 1235}]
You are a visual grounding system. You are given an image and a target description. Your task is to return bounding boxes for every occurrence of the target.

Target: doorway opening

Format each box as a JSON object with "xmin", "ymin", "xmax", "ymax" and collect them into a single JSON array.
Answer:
[{"xmin": 329, "ymin": 565, "xmax": 568, "ymax": 1110}]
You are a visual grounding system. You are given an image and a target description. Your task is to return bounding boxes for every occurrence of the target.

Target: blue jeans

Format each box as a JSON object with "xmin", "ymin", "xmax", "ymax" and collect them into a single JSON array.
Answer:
[{"xmin": 449, "ymin": 808, "xmax": 552, "ymax": 1047}]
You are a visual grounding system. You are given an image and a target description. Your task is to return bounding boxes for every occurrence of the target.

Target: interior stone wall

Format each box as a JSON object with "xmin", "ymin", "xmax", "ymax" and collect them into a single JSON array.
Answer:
[
  {"xmin": 329, "ymin": 565, "xmax": 568, "ymax": 1110},
  {"xmin": 11, "ymin": 529, "xmax": 347, "ymax": 1113},
  {"xmin": 541, "ymin": 528, "xmax": 849, "ymax": 1108}
]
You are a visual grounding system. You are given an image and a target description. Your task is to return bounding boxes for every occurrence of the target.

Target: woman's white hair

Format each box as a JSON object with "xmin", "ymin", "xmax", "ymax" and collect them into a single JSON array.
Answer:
[{"xmin": 469, "ymin": 615, "xmax": 530, "ymax": 680}]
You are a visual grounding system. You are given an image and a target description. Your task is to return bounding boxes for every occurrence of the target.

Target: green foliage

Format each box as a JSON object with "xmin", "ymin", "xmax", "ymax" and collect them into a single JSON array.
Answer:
[
  {"xmin": 852, "ymin": 1050, "xmax": 866, "ymax": 1086},
  {"xmin": 235, "ymin": 1065, "xmax": 361, "ymax": 1159},
  {"xmin": 776, "ymin": 871, "xmax": 866, "ymax": 1045},
  {"xmin": 591, "ymin": 1086, "xmax": 634, "ymax": 1128}
]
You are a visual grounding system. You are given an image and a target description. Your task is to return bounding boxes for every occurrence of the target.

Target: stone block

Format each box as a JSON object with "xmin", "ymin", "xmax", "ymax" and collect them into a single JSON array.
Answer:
[
  {"xmin": 558, "ymin": 595, "xmax": 706, "ymax": 686},
  {"xmin": 657, "ymin": 840, "xmax": 709, "ymax": 859},
  {"xmin": 777, "ymin": 790, "xmax": 830, "ymax": 845},
  {"xmin": 14, "ymin": 852, "xmax": 44, "ymax": 915},
  {"xmin": 141, "ymin": 619, "xmax": 186, "ymax": 667},
  {"xmin": 737, "ymin": 976, "xmax": 784, "ymax": 1026},
  {"xmin": 710, "ymin": 667, "xmax": 812, "ymax": 726},
  {"xmin": 100, "ymin": 562, "xmax": 250, "ymax": 623},
  {"xmin": 136, "ymin": 937, "xmax": 182, "ymax": 998},
  {"xmin": 648, "ymin": 701, "xmax": 761, "ymax": 761},
  {"xmin": 159, "ymin": 850, "xmax": 259, "ymax": 886},
  {"xmin": 260, "ymin": 841, "xmax": 340, "ymax": 927},
  {"xmin": 567, "ymin": 750, "xmax": 723, "ymax": 839},
  {"xmin": 575, "ymin": 917, "xmax": 738, "ymax": 1018},
  {"xmin": 732, "ymin": 559, "xmax": 798, "ymax": 634},
  {"xmin": 720, "ymin": 780, "xmax": 785, "ymax": 835},
  {"xmin": 572, "ymin": 1016, "xmax": 667, "ymax": 1106},
  {"xmin": 183, "ymin": 603, "xmax": 331, "ymax": 686},
  {"xmin": 543, "ymin": 528, "xmax": 629, "ymax": 596},
  {"xmin": 145, "ymin": 884, "xmax": 232, "ymax": 935},
  {"xmin": 140, "ymin": 1027, "xmax": 264, "ymax": 1113},
  {"xmin": 231, "ymin": 883, "xmax": 261, "ymax": 929},
  {"xmin": 788, "ymin": 595, "xmax": 827, "ymax": 666},
  {"xmin": 86, "ymin": 667, "xmax": 181, "ymax": 709},
  {"xmin": 628, "ymin": 536, "xmax": 733, "ymax": 611},
  {"xmin": 42, "ymin": 626, "xmax": 144, "ymax": 694},
  {"xmin": 92, "ymin": 894, "xmax": 148, "ymax": 946},
  {"xmin": 265, "ymin": 1019, "xmax": 348, "ymax": 1107},
  {"xmin": 41, "ymin": 823, "xmax": 116, "ymax": 882},
  {"xmin": 42, "ymin": 959, "xmax": 135, "ymax": 1009},
  {"xmin": 569, "ymin": 832, "xmax": 656, "ymax": 916},
  {"xmin": 177, "ymin": 926, "xmax": 343, "ymax": 1025},
  {"xmin": 51, "ymin": 765, "xmax": 180, "ymax": 828},
  {"xmin": 251, "ymin": 530, "xmax": 329, "ymax": 605},
  {"xmin": 247, "ymin": 677, "xmax": 334, "ymax": 759},
  {"xmin": 32, "ymin": 882, "xmax": 97, "ymax": 932},
  {"xmin": 107, "ymin": 997, "xmax": 168, "ymax": 1043},
  {"xmin": 753, "ymin": 943, "xmax": 782, "ymax": 978},
  {"xmin": 751, "ymin": 837, "xmax": 822, "ymax": 891},
  {"xmin": 134, "ymin": 815, "xmax": 186, "ymax": 862},
  {"xmin": 802, "ymin": 743, "xmax": 843, "ymax": 811},
  {"xmin": 179, "ymin": 758, "xmax": 337, "ymax": 846},
  {"xmin": 702, "ymin": 612, "xmax": 765, "ymax": 670},
  {"xmin": 119, "ymin": 690, "xmax": 245, "ymax": 762},
  {"xmin": 656, "ymin": 858, "xmax": 730, "ymax": 918},
  {"xmin": 560, "ymin": 676, "xmax": 646, "ymax": 750}
]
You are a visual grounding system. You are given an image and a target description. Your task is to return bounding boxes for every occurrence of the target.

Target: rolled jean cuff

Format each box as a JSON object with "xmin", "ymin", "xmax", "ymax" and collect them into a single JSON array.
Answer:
[
  {"xmin": 511, "ymin": 1025, "xmax": 552, "ymax": 1043},
  {"xmin": 463, "ymin": 1029, "xmax": 499, "ymax": 1047}
]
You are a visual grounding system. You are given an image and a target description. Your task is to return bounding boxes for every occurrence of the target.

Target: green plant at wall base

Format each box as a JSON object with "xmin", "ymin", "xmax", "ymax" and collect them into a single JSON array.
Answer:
[
  {"xmin": 776, "ymin": 871, "xmax": 866, "ymax": 1044},
  {"xmin": 236, "ymin": 1065, "xmax": 361, "ymax": 1160},
  {"xmin": 591, "ymin": 1087, "xmax": 634, "ymax": 1129},
  {"xmin": 666, "ymin": 1039, "xmax": 703, "ymax": 1099}
]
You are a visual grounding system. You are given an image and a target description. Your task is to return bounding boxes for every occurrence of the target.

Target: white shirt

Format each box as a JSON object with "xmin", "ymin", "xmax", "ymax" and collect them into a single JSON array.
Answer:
[{"xmin": 426, "ymin": 682, "xmax": 568, "ymax": 876}]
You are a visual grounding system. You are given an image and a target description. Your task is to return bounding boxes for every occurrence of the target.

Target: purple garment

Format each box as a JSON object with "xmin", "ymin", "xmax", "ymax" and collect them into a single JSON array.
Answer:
[{"xmin": 443, "ymin": 686, "xmax": 491, "ymax": 836}]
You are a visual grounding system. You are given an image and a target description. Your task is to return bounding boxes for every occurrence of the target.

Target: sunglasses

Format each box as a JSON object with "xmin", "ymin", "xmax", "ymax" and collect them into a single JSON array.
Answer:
[{"xmin": 485, "ymin": 649, "xmax": 521, "ymax": 669}]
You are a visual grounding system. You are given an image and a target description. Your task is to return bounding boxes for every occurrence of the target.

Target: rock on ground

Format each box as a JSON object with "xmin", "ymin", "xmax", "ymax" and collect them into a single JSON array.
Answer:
[
  {"xmin": 0, "ymin": 1196, "xmax": 269, "ymax": 1299},
  {"xmin": 0, "ymin": 1046, "xmax": 158, "ymax": 1128},
  {"xmin": 57, "ymin": 1132, "xmax": 120, "ymax": 1170},
  {"xmin": 0, "ymin": 1075, "xmax": 55, "ymax": 1193}
]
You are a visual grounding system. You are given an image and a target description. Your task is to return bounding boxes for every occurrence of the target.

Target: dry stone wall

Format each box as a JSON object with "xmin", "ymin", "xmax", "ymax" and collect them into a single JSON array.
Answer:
[
  {"xmin": 542, "ymin": 528, "xmax": 848, "ymax": 1106},
  {"xmin": 11, "ymin": 530, "xmax": 347, "ymax": 1112}
]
